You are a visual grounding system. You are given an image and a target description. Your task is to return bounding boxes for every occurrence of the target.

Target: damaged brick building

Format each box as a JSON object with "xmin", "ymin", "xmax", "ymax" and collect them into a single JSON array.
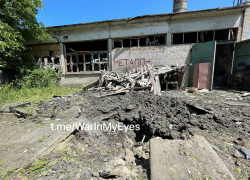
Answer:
[{"xmin": 27, "ymin": 0, "xmax": 250, "ymax": 89}]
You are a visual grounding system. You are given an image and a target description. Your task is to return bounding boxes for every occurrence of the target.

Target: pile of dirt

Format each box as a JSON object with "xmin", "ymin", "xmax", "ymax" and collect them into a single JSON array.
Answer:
[{"xmin": 4, "ymin": 90, "xmax": 250, "ymax": 179}]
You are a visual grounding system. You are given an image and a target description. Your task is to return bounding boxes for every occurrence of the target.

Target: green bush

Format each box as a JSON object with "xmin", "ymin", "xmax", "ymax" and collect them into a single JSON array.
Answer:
[{"xmin": 19, "ymin": 68, "xmax": 61, "ymax": 88}]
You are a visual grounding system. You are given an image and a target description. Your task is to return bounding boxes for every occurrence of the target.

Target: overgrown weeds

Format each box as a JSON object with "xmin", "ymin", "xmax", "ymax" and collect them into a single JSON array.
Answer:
[
  {"xmin": 0, "ymin": 83, "xmax": 82, "ymax": 106},
  {"xmin": 0, "ymin": 69, "xmax": 82, "ymax": 105}
]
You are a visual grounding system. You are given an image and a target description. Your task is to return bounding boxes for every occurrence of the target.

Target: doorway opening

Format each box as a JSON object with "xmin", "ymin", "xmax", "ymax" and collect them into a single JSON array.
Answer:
[{"xmin": 213, "ymin": 44, "xmax": 234, "ymax": 87}]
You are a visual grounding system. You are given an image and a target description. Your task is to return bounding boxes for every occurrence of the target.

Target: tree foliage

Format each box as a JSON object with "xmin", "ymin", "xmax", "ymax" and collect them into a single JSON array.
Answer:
[{"xmin": 0, "ymin": 0, "xmax": 51, "ymax": 72}]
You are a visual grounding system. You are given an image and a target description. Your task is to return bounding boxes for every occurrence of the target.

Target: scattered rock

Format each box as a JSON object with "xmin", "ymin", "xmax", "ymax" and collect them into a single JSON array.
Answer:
[
  {"xmin": 142, "ymin": 142, "xmax": 150, "ymax": 153},
  {"xmin": 99, "ymin": 158, "xmax": 133, "ymax": 178},
  {"xmin": 240, "ymin": 148, "xmax": 250, "ymax": 159},
  {"xmin": 125, "ymin": 148, "xmax": 135, "ymax": 164},
  {"xmin": 233, "ymin": 150, "xmax": 245, "ymax": 159},
  {"xmin": 115, "ymin": 143, "xmax": 123, "ymax": 149},
  {"xmin": 235, "ymin": 160, "xmax": 243, "ymax": 167},
  {"xmin": 123, "ymin": 137, "xmax": 134, "ymax": 148},
  {"xmin": 92, "ymin": 172, "xmax": 99, "ymax": 177},
  {"xmin": 134, "ymin": 146, "xmax": 147, "ymax": 159}
]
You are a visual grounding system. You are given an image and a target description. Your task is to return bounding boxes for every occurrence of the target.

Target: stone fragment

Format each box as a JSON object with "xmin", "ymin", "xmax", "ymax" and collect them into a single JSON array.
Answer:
[
  {"xmin": 233, "ymin": 150, "xmax": 244, "ymax": 159},
  {"xmin": 125, "ymin": 148, "xmax": 135, "ymax": 164},
  {"xmin": 240, "ymin": 148, "xmax": 250, "ymax": 159}
]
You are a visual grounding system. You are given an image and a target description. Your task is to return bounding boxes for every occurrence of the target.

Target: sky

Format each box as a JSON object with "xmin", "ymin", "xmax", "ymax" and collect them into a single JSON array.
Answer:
[
  {"xmin": 37, "ymin": 0, "xmax": 249, "ymax": 38},
  {"xmin": 37, "ymin": 0, "xmax": 240, "ymax": 27}
]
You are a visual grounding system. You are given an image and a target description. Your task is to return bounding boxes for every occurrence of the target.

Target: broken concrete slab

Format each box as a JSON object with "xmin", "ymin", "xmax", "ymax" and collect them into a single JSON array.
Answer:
[
  {"xmin": 56, "ymin": 106, "xmax": 81, "ymax": 118},
  {"xmin": 14, "ymin": 108, "xmax": 33, "ymax": 118},
  {"xmin": 150, "ymin": 136, "xmax": 235, "ymax": 180},
  {"xmin": 0, "ymin": 102, "xmax": 31, "ymax": 113},
  {"xmin": 223, "ymin": 102, "xmax": 249, "ymax": 106}
]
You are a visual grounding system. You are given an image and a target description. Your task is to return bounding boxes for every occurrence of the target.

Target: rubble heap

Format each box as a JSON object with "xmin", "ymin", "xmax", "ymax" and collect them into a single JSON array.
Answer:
[{"xmin": 89, "ymin": 63, "xmax": 191, "ymax": 96}]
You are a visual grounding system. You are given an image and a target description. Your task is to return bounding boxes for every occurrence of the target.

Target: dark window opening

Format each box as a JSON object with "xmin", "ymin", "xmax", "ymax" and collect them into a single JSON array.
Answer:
[
  {"xmin": 66, "ymin": 56, "xmax": 71, "ymax": 63},
  {"xmin": 65, "ymin": 40, "xmax": 107, "ymax": 53},
  {"xmin": 94, "ymin": 64, "xmax": 99, "ymax": 71},
  {"xmin": 101, "ymin": 63, "xmax": 107, "ymax": 70},
  {"xmin": 184, "ymin": 32, "xmax": 197, "ymax": 44},
  {"xmin": 85, "ymin": 54, "xmax": 91, "ymax": 62},
  {"xmin": 140, "ymin": 37, "xmax": 147, "ymax": 46},
  {"xmin": 73, "ymin": 65, "xmax": 77, "ymax": 72},
  {"xmin": 78, "ymin": 55, "xmax": 84, "ymax": 63},
  {"xmin": 49, "ymin": 51, "xmax": 54, "ymax": 57},
  {"xmin": 215, "ymin": 29, "xmax": 229, "ymax": 41},
  {"xmin": 123, "ymin": 39, "xmax": 130, "ymax": 47},
  {"xmin": 198, "ymin": 31, "xmax": 214, "ymax": 42},
  {"xmin": 67, "ymin": 65, "xmax": 71, "ymax": 72},
  {"xmin": 86, "ymin": 64, "xmax": 92, "ymax": 71},
  {"xmin": 55, "ymin": 57, "xmax": 60, "ymax": 64},
  {"xmin": 93, "ymin": 54, "xmax": 98, "ymax": 63},
  {"xmin": 48, "ymin": 57, "xmax": 52, "ymax": 63},
  {"xmin": 147, "ymin": 36, "xmax": 155, "ymax": 46},
  {"xmin": 100, "ymin": 53, "xmax": 108, "ymax": 62},
  {"xmin": 173, "ymin": 33, "xmax": 183, "ymax": 44},
  {"xmin": 131, "ymin": 38, "xmax": 139, "ymax": 47},
  {"xmin": 79, "ymin": 64, "xmax": 84, "ymax": 71},
  {"xmin": 72, "ymin": 55, "xmax": 77, "ymax": 63},
  {"xmin": 155, "ymin": 35, "xmax": 166, "ymax": 45},
  {"xmin": 114, "ymin": 40, "xmax": 122, "ymax": 48}
]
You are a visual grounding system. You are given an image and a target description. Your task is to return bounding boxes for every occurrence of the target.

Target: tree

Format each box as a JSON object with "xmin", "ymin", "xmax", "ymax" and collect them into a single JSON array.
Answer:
[{"xmin": 0, "ymin": 0, "xmax": 51, "ymax": 73}]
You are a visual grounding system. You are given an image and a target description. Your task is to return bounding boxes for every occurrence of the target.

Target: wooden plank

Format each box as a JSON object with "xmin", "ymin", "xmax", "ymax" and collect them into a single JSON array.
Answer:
[
  {"xmin": 242, "ymin": 93, "xmax": 250, "ymax": 97},
  {"xmin": 146, "ymin": 64, "xmax": 157, "ymax": 95},
  {"xmin": 96, "ymin": 91, "xmax": 127, "ymax": 98},
  {"xmin": 155, "ymin": 75, "xmax": 161, "ymax": 96}
]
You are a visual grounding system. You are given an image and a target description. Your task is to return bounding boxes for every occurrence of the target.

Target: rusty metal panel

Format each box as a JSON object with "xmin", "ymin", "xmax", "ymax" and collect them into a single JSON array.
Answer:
[
  {"xmin": 192, "ymin": 64, "xmax": 199, "ymax": 87},
  {"xmin": 198, "ymin": 62, "xmax": 212, "ymax": 89},
  {"xmin": 190, "ymin": 41, "xmax": 216, "ymax": 90},
  {"xmin": 232, "ymin": 39, "xmax": 250, "ymax": 89}
]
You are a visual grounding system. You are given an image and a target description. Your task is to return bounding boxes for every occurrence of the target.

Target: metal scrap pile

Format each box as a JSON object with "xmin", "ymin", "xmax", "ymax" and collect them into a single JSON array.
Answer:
[{"xmin": 89, "ymin": 63, "xmax": 191, "ymax": 96}]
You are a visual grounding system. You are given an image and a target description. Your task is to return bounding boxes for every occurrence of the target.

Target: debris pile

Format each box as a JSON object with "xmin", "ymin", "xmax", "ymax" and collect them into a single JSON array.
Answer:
[{"xmin": 89, "ymin": 63, "xmax": 191, "ymax": 96}]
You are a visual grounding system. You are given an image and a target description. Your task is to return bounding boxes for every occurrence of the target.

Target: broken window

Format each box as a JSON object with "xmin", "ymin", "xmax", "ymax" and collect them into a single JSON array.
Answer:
[
  {"xmin": 198, "ymin": 31, "xmax": 214, "ymax": 42},
  {"xmin": 65, "ymin": 52, "xmax": 108, "ymax": 73},
  {"xmin": 173, "ymin": 28, "xmax": 238, "ymax": 44},
  {"xmin": 131, "ymin": 38, "xmax": 139, "ymax": 47},
  {"xmin": 65, "ymin": 40, "xmax": 107, "ymax": 53},
  {"xmin": 49, "ymin": 51, "xmax": 54, "ymax": 57},
  {"xmin": 184, "ymin": 32, "xmax": 197, "ymax": 44},
  {"xmin": 114, "ymin": 40, "xmax": 122, "ymax": 48},
  {"xmin": 78, "ymin": 55, "xmax": 84, "ymax": 63},
  {"xmin": 140, "ymin": 37, "xmax": 147, "ymax": 46},
  {"xmin": 229, "ymin": 29, "xmax": 237, "ymax": 41},
  {"xmin": 173, "ymin": 33, "xmax": 183, "ymax": 44},
  {"xmin": 155, "ymin": 35, "xmax": 166, "ymax": 45},
  {"xmin": 113, "ymin": 34, "xmax": 167, "ymax": 49},
  {"xmin": 85, "ymin": 54, "xmax": 91, "ymax": 62},
  {"xmin": 123, "ymin": 39, "xmax": 130, "ymax": 48},
  {"xmin": 215, "ymin": 29, "xmax": 230, "ymax": 41},
  {"xmin": 54, "ymin": 57, "xmax": 60, "ymax": 64}
]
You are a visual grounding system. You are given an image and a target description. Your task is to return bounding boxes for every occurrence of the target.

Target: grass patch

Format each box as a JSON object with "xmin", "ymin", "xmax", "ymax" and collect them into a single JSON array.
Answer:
[
  {"xmin": 37, "ymin": 135, "xmax": 49, "ymax": 142},
  {"xmin": 0, "ymin": 83, "xmax": 83, "ymax": 106},
  {"xmin": 0, "ymin": 167, "xmax": 19, "ymax": 179},
  {"xmin": 27, "ymin": 159, "xmax": 50, "ymax": 174}
]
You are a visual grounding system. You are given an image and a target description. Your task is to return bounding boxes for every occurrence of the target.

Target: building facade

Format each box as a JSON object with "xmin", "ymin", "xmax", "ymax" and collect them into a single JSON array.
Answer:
[{"xmin": 27, "ymin": 3, "xmax": 250, "ymax": 87}]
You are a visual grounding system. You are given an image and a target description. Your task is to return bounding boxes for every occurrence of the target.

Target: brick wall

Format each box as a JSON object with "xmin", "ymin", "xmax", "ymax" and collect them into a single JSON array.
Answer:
[
  {"xmin": 241, "ymin": 7, "xmax": 250, "ymax": 41},
  {"xmin": 111, "ymin": 44, "xmax": 192, "ymax": 87}
]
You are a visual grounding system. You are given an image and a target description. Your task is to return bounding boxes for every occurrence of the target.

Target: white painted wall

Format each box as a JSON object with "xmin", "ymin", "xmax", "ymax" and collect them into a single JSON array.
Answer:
[{"xmin": 27, "ymin": 10, "xmax": 244, "ymax": 45}]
